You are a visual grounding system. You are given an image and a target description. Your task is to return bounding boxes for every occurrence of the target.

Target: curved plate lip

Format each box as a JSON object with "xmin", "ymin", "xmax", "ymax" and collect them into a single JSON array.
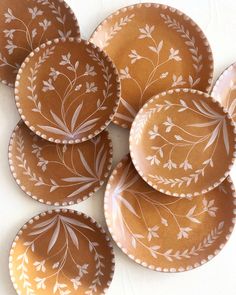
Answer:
[
  {"xmin": 8, "ymin": 120, "xmax": 113, "ymax": 206},
  {"xmin": 129, "ymin": 88, "xmax": 236, "ymax": 198},
  {"xmin": 211, "ymin": 61, "xmax": 236, "ymax": 96},
  {"xmin": 90, "ymin": 2, "xmax": 214, "ymax": 129},
  {"xmin": 104, "ymin": 154, "xmax": 236, "ymax": 273},
  {"xmin": 14, "ymin": 37, "xmax": 121, "ymax": 144},
  {"xmin": 0, "ymin": 0, "xmax": 80, "ymax": 88},
  {"xmin": 9, "ymin": 209, "xmax": 115, "ymax": 295}
]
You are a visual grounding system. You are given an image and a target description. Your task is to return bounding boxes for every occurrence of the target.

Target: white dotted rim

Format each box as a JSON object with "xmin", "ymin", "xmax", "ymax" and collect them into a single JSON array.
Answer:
[
  {"xmin": 0, "ymin": 0, "xmax": 81, "ymax": 88},
  {"xmin": 211, "ymin": 62, "xmax": 236, "ymax": 98},
  {"xmin": 9, "ymin": 209, "xmax": 115, "ymax": 295},
  {"xmin": 104, "ymin": 154, "xmax": 236, "ymax": 273},
  {"xmin": 129, "ymin": 88, "xmax": 236, "ymax": 198},
  {"xmin": 8, "ymin": 120, "xmax": 113, "ymax": 206},
  {"xmin": 90, "ymin": 2, "xmax": 214, "ymax": 129},
  {"xmin": 14, "ymin": 37, "xmax": 121, "ymax": 144}
]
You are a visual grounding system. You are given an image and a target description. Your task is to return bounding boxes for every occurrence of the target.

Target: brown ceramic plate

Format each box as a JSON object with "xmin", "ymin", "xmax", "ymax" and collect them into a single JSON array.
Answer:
[
  {"xmin": 15, "ymin": 38, "xmax": 120, "ymax": 144},
  {"xmin": 212, "ymin": 62, "xmax": 236, "ymax": 122},
  {"xmin": 9, "ymin": 121, "xmax": 113, "ymax": 206},
  {"xmin": 9, "ymin": 209, "xmax": 115, "ymax": 294},
  {"xmin": 105, "ymin": 155, "xmax": 236, "ymax": 272},
  {"xmin": 0, "ymin": 0, "xmax": 80, "ymax": 87},
  {"xmin": 130, "ymin": 89, "xmax": 236, "ymax": 197},
  {"xmin": 90, "ymin": 3, "xmax": 213, "ymax": 128}
]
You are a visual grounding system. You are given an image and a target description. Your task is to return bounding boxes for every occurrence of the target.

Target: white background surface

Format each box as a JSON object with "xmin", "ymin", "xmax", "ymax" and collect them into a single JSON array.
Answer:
[{"xmin": 1, "ymin": 0, "xmax": 236, "ymax": 294}]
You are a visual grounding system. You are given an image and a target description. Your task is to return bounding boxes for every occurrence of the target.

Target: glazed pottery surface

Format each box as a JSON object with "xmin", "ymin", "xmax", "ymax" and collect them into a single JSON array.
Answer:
[
  {"xmin": 90, "ymin": 3, "xmax": 213, "ymax": 128},
  {"xmin": 10, "ymin": 210, "xmax": 115, "ymax": 295},
  {"xmin": 15, "ymin": 38, "xmax": 120, "ymax": 144},
  {"xmin": 0, "ymin": 0, "xmax": 80, "ymax": 86},
  {"xmin": 130, "ymin": 89, "xmax": 236, "ymax": 197},
  {"xmin": 9, "ymin": 121, "xmax": 113, "ymax": 206},
  {"xmin": 105, "ymin": 155, "xmax": 236, "ymax": 272}
]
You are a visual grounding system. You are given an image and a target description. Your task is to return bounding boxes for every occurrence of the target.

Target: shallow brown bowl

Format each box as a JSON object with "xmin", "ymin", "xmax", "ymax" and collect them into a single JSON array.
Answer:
[
  {"xmin": 105, "ymin": 155, "xmax": 236, "ymax": 272},
  {"xmin": 9, "ymin": 209, "xmax": 115, "ymax": 294},
  {"xmin": 9, "ymin": 121, "xmax": 113, "ymax": 206},
  {"xmin": 0, "ymin": 0, "xmax": 80, "ymax": 87},
  {"xmin": 90, "ymin": 3, "xmax": 213, "ymax": 128},
  {"xmin": 130, "ymin": 88, "xmax": 236, "ymax": 197},
  {"xmin": 15, "ymin": 38, "xmax": 120, "ymax": 144}
]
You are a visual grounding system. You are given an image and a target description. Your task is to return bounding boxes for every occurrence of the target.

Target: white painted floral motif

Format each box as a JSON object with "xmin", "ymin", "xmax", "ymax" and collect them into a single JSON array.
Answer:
[
  {"xmin": 117, "ymin": 24, "xmax": 183, "ymax": 123},
  {"xmin": 14, "ymin": 126, "xmax": 109, "ymax": 201},
  {"xmin": 1, "ymin": 2, "xmax": 74, "ymax": 78},
  {"xmin": 25, "ymin": 45, "xmax": 113, "ymax": 139},
  {"xmin": 97, "ymin": 13, "xmax": 135, "ymax": 49},
  {"xmin": 110, "ymin": 160, "xmax": 225, "ymax": 262},
  {"xmin": 161, "ymin": 13, "xmax": 203, "ymax": 87},
  {"xmin": 133, "ymin": 97, "xmax": 230, "ymax": 189},
  {"xmin": 91, "ymin": 9, "xmax": 207, "ymax": 127},
  {"xmin": 15, "ymin": 213, "xmax": 106, "ymax": 295}
]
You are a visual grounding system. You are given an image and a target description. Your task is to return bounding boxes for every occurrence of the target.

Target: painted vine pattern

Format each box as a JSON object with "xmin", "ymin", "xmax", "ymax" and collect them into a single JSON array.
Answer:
[
  {"xmin": 26, "ymin": 45, "xmax": 113, "ymax": 139},
  {"xmin": 15, "ymin": 127, "xmax": 108, "ymax": 199},
  {"xmin": 160, "ymin": 13, "xmax": 203, "ymax": 86},
  {"xmin": 111, "ymin": 161, "xmax": 226, "ymax": 262},
  {"xmin": 93, "ymin": 10, "xmax": 204, "ymax": 125},
  {"xmin": 1, "ymin": 1, "xmax": 73, "ymax": 77},
  {"xmin": 118, "ymin": 23, "xmax": 184, "ymax": 123},
  {"xmin": 15, "ymin": 214, "xmax": 105, "ymax": 295},
  {"xmin": 98, "ymin": 13, "xmax": 135, "ymax": 49},
  {"xmin": 133, "ymin": 98, "xmax": 230, "ymax": 188}
]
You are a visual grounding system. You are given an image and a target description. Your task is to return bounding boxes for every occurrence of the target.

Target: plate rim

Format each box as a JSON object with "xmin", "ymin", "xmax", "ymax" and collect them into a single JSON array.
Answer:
[
  {"xmin": 9, "ymin": 208, "xmax": 115, "ymax": 295},
  {"xmin": 90, "ymin": 2, "xmax": 214, "ymax": 128},
  {"xmin": 129, "ymin": 88, "xmax": 236, "ymax": 198},
  {"xmin": 104, "ymin": 154, "xmax": 236, "ymax": 273},
  {"xmin": 0, "ymin": 0, "xmax": 81, "ymax": 88},
  {"xmin": 14, "ymin": 37, "xmax": 121, "ymax": 144},
  {"xmin": 8, "ymin": 120, "xmax": 113, "ymax": 206},
  {"xmin": 211, "ymin": 61, "xmax": 236, "ymax": 97}
]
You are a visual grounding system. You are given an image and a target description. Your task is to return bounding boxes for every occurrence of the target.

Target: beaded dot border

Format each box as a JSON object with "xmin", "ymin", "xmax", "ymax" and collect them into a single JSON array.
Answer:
[
  {"xmin": 8, "ymin": 121, "xmax": 113, "ymax": 206},
  {"xmin": 14, "ymin": 37, "xmax": 121, "ymax": 144},
  {"xmin": 90, "ymin": 2, "xmax": 214, "ymax": 129},
  {"xmin": 129, "ymin": 88, "xmax": 236, "ymax": 198},
  {"xmin": 0, "ymin": 0, "xmax": 81, "ymax": 87},
  {"xmin": 104, "ymin": 155, "xmax": 236, "ymax": 273},
  {"xmin": 9, "ymin": 209, "xmax": 115, "ymax": 295}
]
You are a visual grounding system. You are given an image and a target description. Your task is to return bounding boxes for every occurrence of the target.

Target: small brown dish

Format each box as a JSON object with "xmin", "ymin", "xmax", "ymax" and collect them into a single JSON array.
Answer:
[
  {"xmin": 130, "ymin": 89, "xmax": 236, "ymax": 197},
  {"xmin": 105, "ymin": 155, "xmax": 236, "ymax": 272},
  {"xmin": 212, "ymin": 62, "xmax": 236, "ymax": 122},
  {"xmin": 9, "ymin": 121, "xmax": 113, "ymax": 206},
  {"xmin": 9, "ymin": 209, "xmax": 115, "ymax": 294},
  {"xmin": 15, "ymin": 38, "xmax": 120, "ymax": 144},
  {"xmin": 0, "ymin": 0, "xmax": 80, "ymax": 87},
  {"xmin": 90, "ymin": 3, "xmax": 213, "ymax": 128}
]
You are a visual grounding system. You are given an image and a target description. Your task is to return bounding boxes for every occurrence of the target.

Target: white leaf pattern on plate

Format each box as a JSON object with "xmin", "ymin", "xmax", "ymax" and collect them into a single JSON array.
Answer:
[
  {"xmin": 105, "ymin": 156, "xmax": 235, "ymax": 271},
  {"xmin": 9, "ymin": 122, "xmax": 112, "ymax": 205},
  {"xmin": 0, "ymin": 0, "xmax": 79, "ymax": 86},
  {"xmin": 11, "ymin": 211, "xmax": 114, "ymax": 294},
  {"xmin": 130, "ymin": 89, "xmax": 235, "ymax": 196}
]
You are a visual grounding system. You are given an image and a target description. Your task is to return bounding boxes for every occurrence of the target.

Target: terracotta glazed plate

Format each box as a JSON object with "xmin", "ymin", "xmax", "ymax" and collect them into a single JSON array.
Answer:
[
  {"xmin": 9, "ymin": 209, "xmax": 115, "ymax": 294},
  {"xmin": 0, "ymin": 0, "xmax": 80, "ymax": 87},
  {"xmin": 130, "ymin": 89, "xmax": 236, "ymax": 197},
  {"xmin": 9, "ymin": 121, "xmax": 113, "ymax": 206},
  {"xmin": 90, "ymin": 3, "xmax": 213, "ymax": 128},
  {"xmin": 15, "ymin": 38, "xmax": 120, "ymax": 144},
  {"xmin": 105, "ymin": 155, "xmax": 236, "ymax": 272},
  {"xmin": 212, "ymin": 62, "xmax": 236, "ymax": 122}
]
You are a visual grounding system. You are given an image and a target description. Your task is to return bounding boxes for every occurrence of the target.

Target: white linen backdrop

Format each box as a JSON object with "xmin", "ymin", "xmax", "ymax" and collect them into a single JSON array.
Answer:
[{"xmin": 0, "ymin": 0, "xmax": 236, "ymax": 294}]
